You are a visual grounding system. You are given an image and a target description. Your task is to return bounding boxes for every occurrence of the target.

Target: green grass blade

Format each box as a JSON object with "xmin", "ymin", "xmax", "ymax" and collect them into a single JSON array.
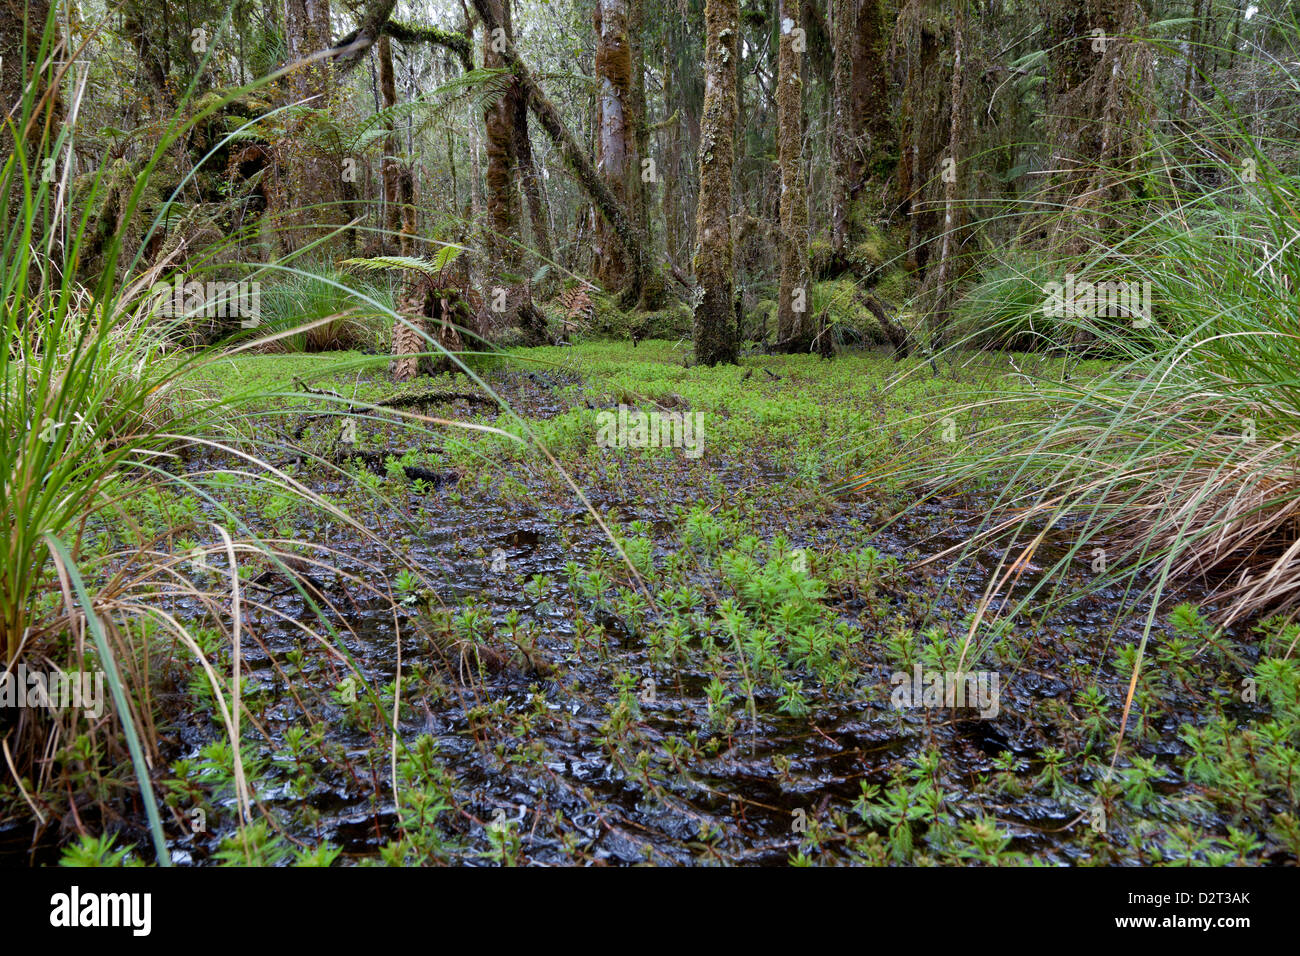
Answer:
[{"xmin": 43, "ymin": 533, "xmax": 172, "ymax": 868}]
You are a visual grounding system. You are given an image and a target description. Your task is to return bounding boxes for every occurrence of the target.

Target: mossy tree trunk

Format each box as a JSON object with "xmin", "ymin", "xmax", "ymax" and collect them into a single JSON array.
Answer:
[
  {"xmin": 593, "ymin": 0, "xmax": 637, "ymax": 290},
  {"xmin": 284, "ymin": 0, "xmax": 335, "ymax": 143},
  {"xmin": 464, "ymin": 21, "xmax": 481, "ymax": 244},
  {"xmin": 513, "ymin": 91, "xmax": 553, "ymax": 264},
  {"xmin": 1038, "ymin": 0, "xmax": 1151, "ymax": 246},
  {"xmin": 896, "ymin": 0, "xmax": 946, "ymax": 279},
  {"xmin": 628, "ymin": 0, "xmax": 651, "ymax": 264},
  {"xmin": 923, "ymin": 4, "xmax": 965, "ymax": 349},
  {"xmin": 692, "ymin": 0, "xmax": 740, "ymax": 366},
  {"xmin": 660, "ymin": 40, "xmax": 684, "ymax": 269},
  {"xmin": 469, "ymin": 0, "xmax": 655, "ymax": 307},
  {"xmin": 1, "ymin": 0, "xmax": 56, "ymax": 160},
  {"xmin": 377, "ymin": 34, "xmax": 416, "ymax": 255},
  {"xmin": 281, "ymin": 0, "xmax": 346, "ymax": 252},
  {"xmin": 482, "ymin": 0, "xmax": 523, "ymax": 277},
  {"xmin": 777, "ymin": 0, "xmax": 812, "ymax": 351},
  {"xmin": 830, "ymin": 0, "xmax": 894, "ymax": 257},
  {"xmin": 477, "ymin": 0, "xmax": 549, "ymax": 343},
  {"xmin": 121, "ymin": 1, "xmax": 174, "ymax": 114}
]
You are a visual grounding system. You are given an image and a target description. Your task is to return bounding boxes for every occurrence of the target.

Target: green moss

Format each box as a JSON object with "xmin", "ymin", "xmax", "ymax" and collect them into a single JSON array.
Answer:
[
  {"xmin": 591, "ymin": 293, "xmax": 636, "ymax": 337},
  {"xmin": 810, "ymin": 224, "xmax": 903, "ymax": 281},
  {"xmin": 849, "ymin": 226, "xmax": 888, "ymax": 271},
  {"xmin": 75, "ymin": 157, "xmax": 161, "ymax": 278},
  {"xmin": 638, "ymin": 270, "xmax": 668, "ymax": 311},
  {"xmin": 871, "ymin": 268, "xmax": 910, "ymax": 305},
  {"xmin": 812, "ymin": 280, "xmax": 886, "ymax": 345},
  {"xmin": 384, "ymin": 21, "xmax": 471, "ymax": 63},
  {"xmin": 590, "ymin": 294, "xmax": 691, "ymax": 341},
  {"xmin": 643, "ymin": 302, "xmax": 693, "ymax": 338},
  {"xmin": 808, "ymin": 239, "xmax": 835, "ymax": 278}
]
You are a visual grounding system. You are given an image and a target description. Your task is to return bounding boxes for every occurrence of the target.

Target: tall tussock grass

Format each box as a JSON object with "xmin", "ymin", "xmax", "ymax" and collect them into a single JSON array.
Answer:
[
  {"xmin": 0, "ymin": 9, "xmax": 425, "ymax": 863},
  {"xmin": 1, "ymin": 6, "xmax": 559, "ymax": 864},
  {"xmin": 880, "ymin": 11, "xmax": 1300, "ymax": 643},
  {"xmin": 254, "ymin": 262, "xmax": 393, "ymax": 353}
]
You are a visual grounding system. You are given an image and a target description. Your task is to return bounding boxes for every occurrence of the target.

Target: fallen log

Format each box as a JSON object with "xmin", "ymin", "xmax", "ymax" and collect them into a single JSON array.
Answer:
[
  {"xmin": 376, "ymin": 390, "xmax": 498, "ymax": 411},
  {"xmin": 340, "ymin": 449, "xmax": 460, "ymax": 485},
  {"xmin": 292, "ymin": 388, "xmax": 499, "ymax": 438},
  {"xmin": 859, "ymin": 293, "xmax": 912, "ymax": 358}
]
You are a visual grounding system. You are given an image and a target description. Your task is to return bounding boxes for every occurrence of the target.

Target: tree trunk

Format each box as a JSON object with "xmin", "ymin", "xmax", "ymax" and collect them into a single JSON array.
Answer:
[
  {"xmin": 897, "ymin": 0, "xmax": 945, "ymax": 278},
  {"xmin": 513, "ymin": 91, "xmax": 553, "ymax": 263},
  {"xmin": 628, "ymin": 0, "xmax": 650, "ymax": 260},
  {"xmin": 465, "ymin": 20, "xmax": 484, "ymax": 227},
  {"xmin": 377, "ymin": 34, "xmax": 416, "ymax": 255},
  {"xmin": 831, "ymin": 0, "xmax": 893, "ymax": 256},
  {"xmin": 281, "ymin": 0, "xmax": 346, "ymax": 252},
  {"xmin": 1038, "ymin": 0, "xmax": 1151, "ymax": 245},
  {"xmin": 777, "ymin": 0, "xmax": 812, "ymax": 351},
  {"xmin": 122, "ymin": 1, "xmax": 173, "ymax": 114},
  {"xmin": 924, "ymin": 6, "xmax": 964, "ymax": 350},
  {"xmin": 661, "ymin": 41, "xmax": 683, "ymax": 268},
  {"xmin": 692, "ymin": 0, "xmax": 740, "ymax": 366},
  {"xmin": 477, "ymin": 0, "xmax": 550, "ymax": 343},
  {"xmin": 481, "ymin": 0, "xmax": 523, "ymax": 276},
  {"xmin": 593, "ymin": 0, "xmax": 636, "ymax": 289},
  {"xmin": 1, "ymin": 0, "xmax": 56, "ymax": 152},
  {"xmin": 468, "ymin": 0, "xmax": 653, "ymax": 306},
  {"xmin": 284, "ymin": 0, "xmax": 334, "ymax": 135}
]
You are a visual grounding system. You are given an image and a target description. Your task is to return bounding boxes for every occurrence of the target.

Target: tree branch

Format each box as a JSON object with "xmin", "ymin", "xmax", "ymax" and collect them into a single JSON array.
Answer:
[
  {"xmin": 383, "ymin": 21, "xmax": 473, "ymax": 69},
  {"xmin": 329, "ymin": 0, "xmax": 398, "ymax": 74},
  {"xmin": 328, "ymin": 1, "xmax": 473, "ymax": 74}
]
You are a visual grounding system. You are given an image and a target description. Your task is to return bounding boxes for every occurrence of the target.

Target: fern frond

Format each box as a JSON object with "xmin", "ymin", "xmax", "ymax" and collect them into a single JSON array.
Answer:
[
  {"xmin": 347, "ymin": 96, "xmax": 439, "ymax": 147},
  {"xmin": 431, "ymin": 243, "xmax": 463, "ymax": 273},
  {"xmin": 431, "ymin": 67, "xmax": 516, "ymax": 105},
  {"xmin": 341, "ymin": 69, "xmax": 515, "ymax": 152},
  {"xmin": 534, "ymin": 71, "xmax": 597, "ymax": 90},
  {"xmin": 341, "ymin": 247, "xmax": 464, "ymax": 277},
  {"xmin": 351, "ymin": 126, "xmax": 392, "ymax": 153}
]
